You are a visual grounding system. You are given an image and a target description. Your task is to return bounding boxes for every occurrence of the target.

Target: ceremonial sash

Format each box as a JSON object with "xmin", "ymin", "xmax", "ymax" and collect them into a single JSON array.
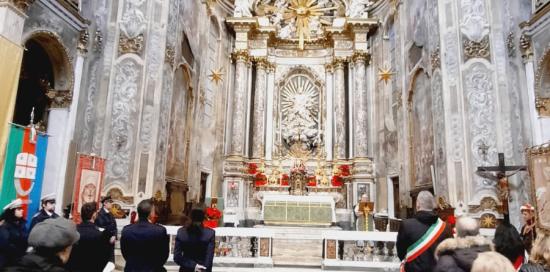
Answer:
[{"xmin": 400, "ymin": 218, "xmax": 446, "ymax": 272}]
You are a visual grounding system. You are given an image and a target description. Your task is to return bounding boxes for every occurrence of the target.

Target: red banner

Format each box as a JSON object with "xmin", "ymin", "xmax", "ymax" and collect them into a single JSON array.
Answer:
[{"xmin": 71, "ymin": 154, "xmax": 105, "ymax": 224}]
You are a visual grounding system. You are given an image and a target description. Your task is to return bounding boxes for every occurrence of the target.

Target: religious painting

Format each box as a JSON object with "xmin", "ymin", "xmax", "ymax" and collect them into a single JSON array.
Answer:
[
  {"xmin": 72, "ymin": 154, "xmax": 105, "ymax": 223},
  {"xmin": 527, "ymin": 144, "xmax": 550, "ymax": 231},
  {"xmin": 355, "ymin": 182, "xmax": 371, "ymax": 204},
  {"xmin": 410, "ymin": 71, "xmax": 435, "ymax": 187}
]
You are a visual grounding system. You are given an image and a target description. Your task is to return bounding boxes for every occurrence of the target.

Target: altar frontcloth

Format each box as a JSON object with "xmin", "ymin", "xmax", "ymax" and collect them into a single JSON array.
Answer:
[{"xmin": 261, "ymin": 194, "xmax": 336, "ymax": 226}]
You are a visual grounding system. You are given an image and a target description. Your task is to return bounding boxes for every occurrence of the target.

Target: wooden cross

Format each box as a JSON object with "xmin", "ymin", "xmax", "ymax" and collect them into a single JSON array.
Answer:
[{"xmin": 476, "ymin": 153, "xmax": 527, "ymax": 221}]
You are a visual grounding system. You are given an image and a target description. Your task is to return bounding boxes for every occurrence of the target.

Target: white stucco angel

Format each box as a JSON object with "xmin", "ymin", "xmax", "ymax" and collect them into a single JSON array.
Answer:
[
  {"xmin": 346, "ymin": 0, "xmax": 372, "ymax": 18},
  {"xmin": 234, "ymin": 0, "xmax": 253, "ymax": 17}
]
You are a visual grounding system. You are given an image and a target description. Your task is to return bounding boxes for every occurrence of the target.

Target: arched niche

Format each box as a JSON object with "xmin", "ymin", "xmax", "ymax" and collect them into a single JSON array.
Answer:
[{"xmin": 13, "ymin": 31, "xmax": 73, "ymax": 128}]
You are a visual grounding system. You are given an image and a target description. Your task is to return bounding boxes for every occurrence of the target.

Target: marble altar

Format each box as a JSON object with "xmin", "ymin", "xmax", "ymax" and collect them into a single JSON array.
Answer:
[{"xmin": 262, "ymin": 194, "xmax": 336, "ymax": 226}]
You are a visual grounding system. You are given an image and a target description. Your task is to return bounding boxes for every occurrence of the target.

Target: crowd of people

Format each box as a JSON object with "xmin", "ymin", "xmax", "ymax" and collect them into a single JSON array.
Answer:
[
  {"xmin": 397, "ymin": 191, "xmax": 550, "ymax": 272},
  {"xmin": 0, "ymin": 196, "xmax": 215, "ymax": 272}
]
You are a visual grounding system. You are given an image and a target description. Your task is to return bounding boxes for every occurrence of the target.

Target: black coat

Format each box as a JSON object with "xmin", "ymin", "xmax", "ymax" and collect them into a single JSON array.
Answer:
[
  {"xmin": 67, "ymin": 222, "xmax": 111, "ymax": 272},
  {"xmin": 173, "ymin": 226, "xmax": 215, "ymax": 272},
  {"xmin": 95, "ymin": 208, "xmax": 117, "ymax": 239},
  {"xmin": 29, "ymin": 209, "xmax": 60, "ymax": 231},
  {"xmin": 4, "ymin": 253, "xmax": 67, "ymax": 272},
  {"xmin": 121, "ymin": 220, "xmax": 169, "ymax": 272},
  {"xmin": 433, "ymin": 235, "xmax": 493, "ymax": 272},
  {"xmin": 0, "ymin": 220, "xmax": 28, "ymax": 268},
  {"xmin": 396, "ymin": 211, "xmax": 452, "ymax": 272}
]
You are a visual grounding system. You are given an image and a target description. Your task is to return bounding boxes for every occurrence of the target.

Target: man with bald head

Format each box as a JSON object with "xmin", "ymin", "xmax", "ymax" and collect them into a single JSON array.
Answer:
[{"xmin": 396, "ymin": 191, "xmax": 452, "ymax": 272}]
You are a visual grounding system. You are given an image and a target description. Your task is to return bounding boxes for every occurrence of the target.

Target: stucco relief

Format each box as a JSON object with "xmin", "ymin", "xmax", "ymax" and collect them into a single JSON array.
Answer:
[
  {"xmin": 459, "ymin": 0, "xmax": 489, "ymax": 42},
  {"xmin": 81, "ymin": 62, "xmax": 99, "ymax": 152},
  {"xmin": 119, "ymin": 0, "xmax": 146, "ymax": 39},
  {"xmin": 105, "ymin": 58, "xmax": 142, "ymax": 190},
  {"xmin": 464, "ymin": 62, "xmax": 497, "ymax": 192},
  {"xmin": 444, "ymin": 32, "xmax": 460, "ymax": 84},
  {"xmin": 431, "ymin": 71, "xmax": 448, "ymax": 199}
]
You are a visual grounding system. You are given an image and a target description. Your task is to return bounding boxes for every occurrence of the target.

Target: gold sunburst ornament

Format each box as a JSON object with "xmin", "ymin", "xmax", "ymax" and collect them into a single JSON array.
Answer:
[
  {"xmin": 208, "ymin": 67, "xmax": 224, "ymax": 85},
  {"xmin": 378, "ymin": 67, "xmax": 395, "ymax": 84},
  {"xmin": 281, "ymin": 0, "xmax": 336, "ymax": 50}
]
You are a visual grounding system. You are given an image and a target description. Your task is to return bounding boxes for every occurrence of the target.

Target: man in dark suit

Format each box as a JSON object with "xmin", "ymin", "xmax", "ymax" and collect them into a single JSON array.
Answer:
[
  {"xmin": 29, "ymin": 194, "xmax": 59, "ymax": 231},
  {"xmin": 174, "ymin": 209, "xmax": 215, "ymax": 272},
  {"xmin": 121, "ymin": 199, "xmax": 169, "ymax": 272},
  {"xmin": 95, "ymin": 195, "xmax": 117, "ymax": 261},
  {"xmin": 396, "ymin": 191, "xmax": 453, "ymax": 272},
  {"xmin": 67, "ymin": 202, "xmax": 110, "ymax": 271}
]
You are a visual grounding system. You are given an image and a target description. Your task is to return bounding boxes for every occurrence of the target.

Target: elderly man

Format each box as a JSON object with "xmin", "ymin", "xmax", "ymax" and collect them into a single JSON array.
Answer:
[
  {"xmin": 5, "ymin": 217, "xmax": 80, "ymax": 271},
  {"xmin": 434, "ymin": 216, "xmax": 493, "ymax": 272},
  {"xmin": 397, "ymin": 191, "xmax": 452, "ymax": 272}
]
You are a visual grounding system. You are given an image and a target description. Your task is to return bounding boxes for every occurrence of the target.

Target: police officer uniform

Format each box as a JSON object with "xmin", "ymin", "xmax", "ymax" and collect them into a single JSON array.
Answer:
[{"xmin": 29, "ymin": 194, "xmax": 59, "ymax": 231}]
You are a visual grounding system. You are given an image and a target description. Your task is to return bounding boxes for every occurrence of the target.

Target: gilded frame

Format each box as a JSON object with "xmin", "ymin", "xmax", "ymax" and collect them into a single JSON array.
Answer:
[{"xmin": 526, "ymin": 143, "xmax": 550, "ymax": 232}]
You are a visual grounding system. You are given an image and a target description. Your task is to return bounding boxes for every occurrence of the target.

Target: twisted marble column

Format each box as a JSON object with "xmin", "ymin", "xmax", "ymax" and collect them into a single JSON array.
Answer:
[
  {"xmin": 352, "ymin": 52, "xmax": 369, "ymax": 157},
  {"xmin": 333, "ymin": 58, "xmax": 347, "ymax": 160},
  {"xmin": 251, "ymin": 58, "xmax": 268, "ymax": 158},
  {"xmin": 229, "ymin": 50, "xmax": 250, "ymax": 156}
]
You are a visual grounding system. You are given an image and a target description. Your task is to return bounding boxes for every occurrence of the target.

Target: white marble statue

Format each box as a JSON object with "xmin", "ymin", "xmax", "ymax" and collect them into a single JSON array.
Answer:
[
  {"xmin": 346, "ymin": 0, "xmax": 372, "ymax": 18},
  {"xmin": 234, "ymin": 0, "xmax": 253, "ymax": 17}
]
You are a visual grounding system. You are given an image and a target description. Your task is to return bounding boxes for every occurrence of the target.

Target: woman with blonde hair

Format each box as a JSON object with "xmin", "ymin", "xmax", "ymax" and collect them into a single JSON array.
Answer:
[
  {"xmin": 520, "ymin": 233, "xmax": 550, "ymax": 272},
  {"xmin": 471, "ymin": 251, "xmax": 516, "ymax": 272}
]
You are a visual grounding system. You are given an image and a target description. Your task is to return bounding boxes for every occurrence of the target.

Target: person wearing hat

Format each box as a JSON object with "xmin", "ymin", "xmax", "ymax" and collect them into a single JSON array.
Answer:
[
  {"xmin": 4, "ymin": 217, "xmax": 79, "ymax": 271},
  {"xmin": 173, "ymin": 209, "xmax": 215, "ymax": 272},
  {"xmin": 121, "ymin": 199, "xmax": 169, "ymax": 271},
  {"xmin": 67, "ymin": 202, "xmax": 110, "ymax": 272},
  {"xmin": 95, "ymin": 195, "xmax": 117, "ymax": 262},
  {"xmin": 0, "ymin": 199, "xmax": 28, "ymax": 268},
  {"xmin": 29, "ymin": 193, "xmax": 59, "ymax": 231},
  {"xmin": 520, "ymin": 203, "xmax": 537, "ymax": 252}
]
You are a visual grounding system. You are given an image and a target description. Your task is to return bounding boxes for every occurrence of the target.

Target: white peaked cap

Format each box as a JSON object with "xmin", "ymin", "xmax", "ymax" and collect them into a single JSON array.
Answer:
[{"xmin": 3, "ymin": 198, "xmax": 23, "ymax": 211}]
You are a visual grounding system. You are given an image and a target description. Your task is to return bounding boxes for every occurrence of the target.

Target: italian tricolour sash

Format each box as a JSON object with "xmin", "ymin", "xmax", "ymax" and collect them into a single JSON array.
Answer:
[
  {"xmin": 0, "ymin": 125, "xmax": 48, "ymax": 227},
  {"xmin": 400, "ymin": 218, "xmax": 446, "ymax": 272}
]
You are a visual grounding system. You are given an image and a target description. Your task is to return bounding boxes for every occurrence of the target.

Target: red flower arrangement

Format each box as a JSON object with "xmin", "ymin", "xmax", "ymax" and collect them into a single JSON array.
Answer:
[
  {"xmin": 339, "ymin": 165, "xmax": 351, "ymax": 176},
  {"xmin": 203, "ymin": 206, "xmax": 222, "ymax": 229},
  {"xmin": 247, "ymin": 163, "xmax": 258, "ymax": 174},
  {"xmin": 255, "ymin": 173, "xmax": 267, "ymax": 186},
  {"xmin": 307, "ymin": 176, "xmax": 317, "ymax": 186},
  {"xmin": 281, "ymin": 174, "xmax": 289, "ymax": 186},
  {"xmin": 331, "ymin": 176, "xmax": 343, "ymax": 187}
]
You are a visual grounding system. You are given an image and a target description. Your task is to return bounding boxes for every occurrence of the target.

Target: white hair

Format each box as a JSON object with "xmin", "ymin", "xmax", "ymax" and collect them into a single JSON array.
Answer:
[
  {"xmin": 455, "ymin": 216, "xmax": 479, "ymax": 238},
  {"xmin": 416, "ymin": 191, "xmax": 435, "ymax": 211}
]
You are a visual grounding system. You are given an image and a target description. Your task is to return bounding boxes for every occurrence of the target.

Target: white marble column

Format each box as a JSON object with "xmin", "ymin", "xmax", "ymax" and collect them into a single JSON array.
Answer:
[
  {"xmin": 325, "ymin": 63, "xmax": 334, "ymax": 161},
  {"xmin": 265, "ymin": 63, "xmax": 275, "ymax": 161},
  {"xmin": 43, "ymin": 107, "xmax": 69, "ymax": 198},
  {"xmin": 333, "ymin": 58, "xmax": 347, "ymax": 160},
  {"xmin": 229, "ymin": 51, "xmax": 250, "ymax": 156},
  {"xmin": 353, "ymin": 52, "xmax": 369, "ymax": 157},
  {"xmin": 251, "ymin": 58, "xmax": 268, "ymax": 159}
]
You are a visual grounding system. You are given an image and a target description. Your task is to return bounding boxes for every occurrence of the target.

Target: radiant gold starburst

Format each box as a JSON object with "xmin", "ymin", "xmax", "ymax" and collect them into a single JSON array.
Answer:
[
  {"xmin": 378, "ymin": 67, "xmax": 395, "ymax": 84},
  {"xmin": 480, "ymin": 214, "xmax": 496, "ymax": 228},
  {"xmin": 281, "ymin": 0, "xmax": 336, "ymax": 50},
  {"xmin": 208, "ymin": 67, "xmax": 224, "ymax": 85}
]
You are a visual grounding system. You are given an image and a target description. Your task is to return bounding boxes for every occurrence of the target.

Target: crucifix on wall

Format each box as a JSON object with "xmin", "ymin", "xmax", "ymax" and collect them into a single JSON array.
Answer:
[{"xmin": 475, "ymin": 152, "xmax": 527, "ymax": 222}]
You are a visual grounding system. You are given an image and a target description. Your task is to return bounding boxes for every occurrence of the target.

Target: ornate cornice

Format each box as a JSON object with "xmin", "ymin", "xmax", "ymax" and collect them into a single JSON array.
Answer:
[
  {"xmin": 118, "ymin": 33, "xmax": 144, "ymax": 56},
  {"xmin": 351, "ymin": 50, "xmax": 370, "ymax": 64},
  {"xmin": 46, "ymin": 89, "xmax": 72, "ymax": 108},
  {"xmin": 231, "ymin": 49, "xmax": 250, "ymax": 63},
  {"xmin": 0, "ymin": 0, "xmax": 35, "ymax": 13}
]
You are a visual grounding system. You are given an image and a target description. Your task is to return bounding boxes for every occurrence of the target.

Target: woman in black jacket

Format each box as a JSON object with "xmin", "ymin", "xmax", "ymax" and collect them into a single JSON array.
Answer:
[
  {"xmin": 0, "ymin": 199, "xmax": 28, "ymax": 268},
  {"xmin": 173, "ymin": 209, "xmax": 215, "ymax": 272},
  {"xmin": 494, "ymin": 222, "xmax": 526, "ymax": 270}
]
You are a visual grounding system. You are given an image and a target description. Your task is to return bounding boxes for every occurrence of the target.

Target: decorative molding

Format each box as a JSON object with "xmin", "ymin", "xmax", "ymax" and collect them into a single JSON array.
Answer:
[
  {"xmin": 0, "ymin": 0, "xmax": 35, "ymax": 12},
  {"xmin": 535, "ymin": 96, "xmax": 550, "ymax": 116},
  {"xmin": 463, "ymin": 36, "xmax": 490, "ymax": 61},
  {"xmin": 506, "ymin": 32, "xmax": 515, "ymax": 58},
  {"xmin": 459, "ymin": 0, "xmax": 489, "ymax": 42},
  {"xmin": 46, "ymin": 89, "xmax": 72, "ymax": 108},
  {"xmin": 118, "ymin": 33, "xmax": 144, "ymax": 56},
  {"xmin": 430, "ymin": 46, "xmax": 440, "ymax": 70},
  {"xmin": 165, "ymin": 45, "xmax": 175, "ymax": 67},
  {"xmin": 324, "ymin": 63, "xmax": 334, "ymax": 73},
  {"xmin": 93, "ymin": 30, "xmax": 103, "ymax": 53},
  {"xmin": 77, "ymin": 29, "xmax": 89, "ymax": 54},
  {"xmin": 519, "ymin": 33, "xmax": 533, "ymax": 60}
]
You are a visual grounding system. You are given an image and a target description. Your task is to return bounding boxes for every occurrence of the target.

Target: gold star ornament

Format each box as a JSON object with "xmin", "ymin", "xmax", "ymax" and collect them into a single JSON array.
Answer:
[
  {"xmin": 378, "ymin": 67, "xmax": 395, "ymax": 84},
  {"xmin": 208, "ymin": 67, "xmax": 224, "ymax": 85}
]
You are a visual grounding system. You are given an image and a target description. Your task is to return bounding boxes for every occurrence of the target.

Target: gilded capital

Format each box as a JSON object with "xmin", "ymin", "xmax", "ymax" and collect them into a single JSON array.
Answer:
[
  {"xmin": 252, "ymin": 56, "xmax": 269, "ymax": 70},
  {"xmin": 77, "ymin": 30, "xmax": 89, "ymax": 54},
  {"xmin": 232, "ymin": 49, "xmax": 250, "ymax": 63},
  {"xmin": 535, "ymin": 96, "xmax": 550, "ymax": 117},
  {"xmin": 351, "ymin": 51, "xmax": 370, "ymax": 64},
  {"xmin": 46, "ymin": 90, "xmax": 72, "ymax": 108},
  {"xmin": 332, "ymin": 57, "xmax": 347, "ymax": 69},
  {"xmin": 324, "ymin": 63, "xmax": 334, "ymax": 73},
  {"xmin": 519, "ymin": 33, "xmax": 533, "ymax": 60}
]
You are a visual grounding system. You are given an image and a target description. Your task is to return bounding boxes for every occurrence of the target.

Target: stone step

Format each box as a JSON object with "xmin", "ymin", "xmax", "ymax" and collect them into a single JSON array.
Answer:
[{"xmin": 272, "ymin": 238, "xmax": 323, "ymax": 267}]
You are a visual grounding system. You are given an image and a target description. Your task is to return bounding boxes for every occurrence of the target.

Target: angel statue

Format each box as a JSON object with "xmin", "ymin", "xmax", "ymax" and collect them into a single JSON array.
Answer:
[
  {"xmin": 234, "ymin": 0, "xmax": 253, "ymax": 17},
  {"xmin": 346, "ymin": 0, "xmax": 372, "ymax": 18}
]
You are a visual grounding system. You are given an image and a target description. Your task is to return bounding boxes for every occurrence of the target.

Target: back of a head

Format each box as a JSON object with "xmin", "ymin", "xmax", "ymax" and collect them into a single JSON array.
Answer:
[
  {"xmin": 28, "ymin": 217, "xmax": 80, "ymax": 253},
  {"xmin": 80, "ymin": 202, "xmax": 97, "ymax": 222},
  {"xmin": 493, "ymin": 222, "xmax": 525, "ymax": 262},
  {"xmin": 137, "ymin": 199, "xmax": 153, "ymax": 220},
  {"xmin": 471, "ymin": 251, "xmax": 515, "ymax": 272},
  {"xmin": 455, "ymin": 216, "xmax": 479, "ymax": 238},
  {"xmin": 416, "ymin": 191, "xmax": 435, "ymax": 211},
  {"xmin": 187, "ymin": 209, "xmax": 205, "ymax": 236}
]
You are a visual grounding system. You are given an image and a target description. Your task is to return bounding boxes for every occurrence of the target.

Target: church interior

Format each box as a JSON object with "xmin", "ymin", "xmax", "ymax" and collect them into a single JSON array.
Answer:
[{"xmin": 1, "ymin": 0, "xmax": 550, "ymax": 270}]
